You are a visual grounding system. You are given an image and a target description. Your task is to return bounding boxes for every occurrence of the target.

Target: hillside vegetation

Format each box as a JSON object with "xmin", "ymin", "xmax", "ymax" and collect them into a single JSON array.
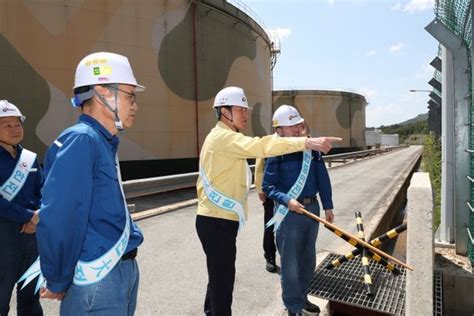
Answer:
[{"xmin": 379, "ymin": 118, "xmax": 428, "ymax": 144}]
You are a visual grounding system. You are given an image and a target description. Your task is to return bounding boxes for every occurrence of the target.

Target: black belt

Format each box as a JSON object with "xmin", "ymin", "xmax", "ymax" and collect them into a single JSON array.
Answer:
[
  {"xmin": 121, "ymin": 248, "xmax": 138, "ymax": 261},
  {"xmin": 297, "ymin": 196, "xmax": 317, "ymax": 204}
]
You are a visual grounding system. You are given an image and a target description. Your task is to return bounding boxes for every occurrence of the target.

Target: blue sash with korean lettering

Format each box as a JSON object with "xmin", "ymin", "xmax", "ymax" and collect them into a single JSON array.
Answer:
[
  {"xmin": 18, "ymin": 154, "xmax": 131, "ymax": 291},
  {"xmin": 265, "ymin": 149, "xmax": 312, "ymax": 232},
  {"xmin": 0, "ymin": 149, "xmax": 36, "ymax": 201},
  {"xmin": 73, "ymin": 155, "xmax": 130, "ymax": 285},
  {"xmin": 200, "ymin": 167, "xmax": 246, "ymax": 230}
]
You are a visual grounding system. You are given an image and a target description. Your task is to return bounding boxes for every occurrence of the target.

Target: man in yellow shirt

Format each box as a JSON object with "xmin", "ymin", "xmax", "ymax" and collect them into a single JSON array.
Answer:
[{"xmin": 196, "ymin": 86, "xmax": 341, "ymax": 315}]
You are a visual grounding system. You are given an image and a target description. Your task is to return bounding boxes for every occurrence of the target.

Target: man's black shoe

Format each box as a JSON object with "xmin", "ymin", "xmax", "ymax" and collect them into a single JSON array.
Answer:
[
  {"xmin": 288, "ymin": 312, "xmax": 302, "ymax": 316},
  {"xmin": 265, "ymin": 258, "xmax": 277, "ymax": 273},
  {"xmin": 302, "ymin": 300, "xmax": 320, "ymax": 315}
]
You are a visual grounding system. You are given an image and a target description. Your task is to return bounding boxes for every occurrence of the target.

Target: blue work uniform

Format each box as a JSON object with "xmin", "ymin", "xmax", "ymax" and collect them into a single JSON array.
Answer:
[
  {"xmin": 263, "ymin": 150, "xmax": 333, "ymax": 314},
  {"xmin": 0, "ymin": 145, "xmax": 44, "ymax": 315},
  {"xmin": 37, "ymin": 114, "xmax": 144, "ymax": 296}
]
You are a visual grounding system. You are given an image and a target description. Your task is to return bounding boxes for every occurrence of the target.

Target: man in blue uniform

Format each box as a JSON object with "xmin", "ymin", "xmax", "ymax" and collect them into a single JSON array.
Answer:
[
  {"xmin": 0, "ymin": 100, "xmax": 43, "ymax": 316},
  {"xmin": 36, "ymin": 52, "xmax": 145, "ymax": 315},
  {"xmin": 263, "ymin": 105, "xmax": 335, "ymax": 316}
]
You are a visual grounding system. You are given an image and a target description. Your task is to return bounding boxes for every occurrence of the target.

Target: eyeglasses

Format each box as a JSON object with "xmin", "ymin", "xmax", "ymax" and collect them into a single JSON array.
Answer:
[{"xmin": 115, "ymin": 87, "xmax": 136, "ymax": 104}]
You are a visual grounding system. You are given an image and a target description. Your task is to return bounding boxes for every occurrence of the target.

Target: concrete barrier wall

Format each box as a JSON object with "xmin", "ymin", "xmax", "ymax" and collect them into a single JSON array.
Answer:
[
  {"xmin": 368, "ymin": 146, "xmax": 422, "ymax": 240},
  {"xmin": 405, "ymin": 172, "xmax": 434, "ymax": 316}
]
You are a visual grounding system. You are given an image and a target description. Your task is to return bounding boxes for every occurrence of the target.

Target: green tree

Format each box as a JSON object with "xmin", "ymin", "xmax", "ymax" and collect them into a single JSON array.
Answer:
[
  {"xmin": 422, "ymin": 133, "xmax": 441, "ymax": 228},
  {"xmin": 380, "ymin": 120, "xmax": 428, "ymax": 143}
]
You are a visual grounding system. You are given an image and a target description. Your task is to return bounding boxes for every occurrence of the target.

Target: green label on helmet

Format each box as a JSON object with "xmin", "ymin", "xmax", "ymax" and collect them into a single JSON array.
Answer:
[{"xmin": 93, "ymin": 67, "xmax": 100, "ymax": 75}]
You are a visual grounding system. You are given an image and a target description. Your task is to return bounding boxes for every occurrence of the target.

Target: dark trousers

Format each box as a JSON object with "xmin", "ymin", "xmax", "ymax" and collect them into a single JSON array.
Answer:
[
  {"xmin": 263, "ymin": 198, "xmax": 276, "ymax": 261},
  {"xmin": 196, "ymin": 215, "xmax": 239, "ymax": 316},
  {"xmin": 0, "ymin": 221, "xmax": 43, "ymax": 316}
]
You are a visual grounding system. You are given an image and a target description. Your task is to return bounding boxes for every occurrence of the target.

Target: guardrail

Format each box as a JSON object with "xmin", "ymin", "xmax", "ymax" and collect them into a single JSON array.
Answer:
[
  {"xmin": 325, "ymin": 149, "xmax": 383, "ymax": 168},
  {"xmin": 324, "ymin": 145, "xmax": 407, "ymax": 167},
  {"xmin": 124, "ymin": 165, "xmax": 255, "ymax": 199},
  {"xmin": 123, "ymin": 145, "xmax": 408, "ymax": 199}
]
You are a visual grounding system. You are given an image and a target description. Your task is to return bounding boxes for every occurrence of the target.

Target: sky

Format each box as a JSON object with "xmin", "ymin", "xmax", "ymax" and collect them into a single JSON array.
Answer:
[{"xmin": 235, "ymin": 0, "xmax": 438, "ymax": 127}]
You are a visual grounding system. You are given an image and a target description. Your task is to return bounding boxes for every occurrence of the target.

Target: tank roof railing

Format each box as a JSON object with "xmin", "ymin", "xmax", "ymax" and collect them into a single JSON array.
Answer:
[
  {"xmin": 225, "ymin": 1, "xmax": 281, "ymax": 68},
  {"xmin": 226, "ymin": 0, "xmax": 267, "ymax": 32}
]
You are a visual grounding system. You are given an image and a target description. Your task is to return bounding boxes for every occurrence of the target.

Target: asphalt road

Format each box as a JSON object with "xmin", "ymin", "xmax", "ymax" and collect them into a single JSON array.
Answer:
[{"xmin": 14, "ymin": 146, "xmax": 422, "ymax": 315}]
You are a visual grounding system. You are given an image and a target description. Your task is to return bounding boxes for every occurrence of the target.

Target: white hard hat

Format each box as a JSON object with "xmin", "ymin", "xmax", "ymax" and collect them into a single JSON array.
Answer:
[
  {"xmin": 73, "ymin": 52, "xmax": 145, "ymax": 91},
  {"xmin": 272, "ymin": 105, "xmax": 304, "ymax": 127},
  {"xmin": 0, "ymin": 100, "xmax": 25, "ymax": 123},
  {"xmin": 213, "ymin": 86, "xmax": 249, "ymax": 108}
]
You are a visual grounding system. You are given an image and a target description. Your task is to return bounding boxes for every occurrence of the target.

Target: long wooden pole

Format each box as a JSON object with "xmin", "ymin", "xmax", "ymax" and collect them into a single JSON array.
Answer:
[{"xmin": 301, "ymin": 209, "xmax": 413, "ymax": 271}]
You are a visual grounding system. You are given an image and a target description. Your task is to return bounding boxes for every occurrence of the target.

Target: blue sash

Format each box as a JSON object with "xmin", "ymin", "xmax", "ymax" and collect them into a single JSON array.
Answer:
[
  {"xmin": 265, "ymin": 149, "xmax": 312, "ymax": 232},
  {"xmin": 200, "ymin": 167, "xmax": 246, "ymax": 230},
  {"xmin": 0, "ymin": 149, "xmax": 36, "ymax": 201},
  {"xmin": 18, "ymin": 151, "xmax": 131, "ymax": 291}
]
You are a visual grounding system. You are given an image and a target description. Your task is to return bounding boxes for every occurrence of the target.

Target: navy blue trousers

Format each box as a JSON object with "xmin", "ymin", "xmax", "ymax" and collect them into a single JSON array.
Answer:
[
  {"xmin": 0, "ymin": 221, "xmax": 42, "ymax": 316},
  {"xmin": 196, "ymin": 215, "xmax": 239, "ymax": 316},
  {"xmin": 262, "ymin": 198, "xmax": 276, "ymax": 261}
]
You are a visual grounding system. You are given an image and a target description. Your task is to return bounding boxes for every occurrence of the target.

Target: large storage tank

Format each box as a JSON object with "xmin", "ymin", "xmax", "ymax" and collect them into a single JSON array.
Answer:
[
  {"xmin": 381, "ymin": 134, "xmax": 400, "ymax": 147},
  {"xmin": 366, "ymin": 130, "xmax": 382, "ymax": 148},
  {"xmin": 0, "ymin": 0, "xmax": 273, "ymax": 179},
  {"xmin": 273, "ymin": 90, "xmax": 367, "ymax": 152}
]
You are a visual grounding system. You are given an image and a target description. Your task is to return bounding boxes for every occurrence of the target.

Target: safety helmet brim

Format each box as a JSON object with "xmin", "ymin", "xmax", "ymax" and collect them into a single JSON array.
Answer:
[
  {"xmin": 134, "ymin": 83, "xmax": 145, "ymax": 92},
  {"xmin": 213, "ymin": 86, "xmax": 249, "ymax": 108},
  {"xmin": 273, "ymin": 117, "xmax": 304, "ymax": 127},
  {"xmin": 73, "ymin": 52, "xmax": 145, "ymax": 91},
  {"xmin": 0, "ymin": 100, "xmax": 26, "ymax": 123},
  {"xmin": 272, "ymin": 104, "xmax": 305, "ymax": 127}
]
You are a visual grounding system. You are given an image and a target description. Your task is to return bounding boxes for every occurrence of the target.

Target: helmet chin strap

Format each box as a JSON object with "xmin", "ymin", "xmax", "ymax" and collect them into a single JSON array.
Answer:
[
  {"xmin": 93, "ymin": 85, "xmax": 124, "ymax": 132},
  {"xmin": 219, "ymin": 107, "xmax": 239, "ymax": 132}
]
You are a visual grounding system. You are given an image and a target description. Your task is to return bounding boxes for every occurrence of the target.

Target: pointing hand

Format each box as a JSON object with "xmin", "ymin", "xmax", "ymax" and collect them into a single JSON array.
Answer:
[{"xmin": 305, "ymin": 137, "xmax": 343, "ymax": 154}]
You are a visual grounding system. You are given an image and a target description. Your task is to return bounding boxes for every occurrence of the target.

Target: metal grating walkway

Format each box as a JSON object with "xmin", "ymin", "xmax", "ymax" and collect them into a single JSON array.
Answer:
[
  {"xmin": 433, "ymin": 271, "xmax": 443, "ymax": 316},
  {"xmin": 308, "ymin": 253, "xmax": 406, "ymax": 315}
]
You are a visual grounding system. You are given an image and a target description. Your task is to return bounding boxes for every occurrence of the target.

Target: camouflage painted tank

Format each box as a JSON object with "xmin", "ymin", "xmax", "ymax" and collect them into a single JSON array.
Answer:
[
  {"xmin": 273, "ymin": 90, "xmax": 367, "ymax": 152},
  {"xmin": 0, "ymin": 0, "xmax": 273, "ymax": 178}
]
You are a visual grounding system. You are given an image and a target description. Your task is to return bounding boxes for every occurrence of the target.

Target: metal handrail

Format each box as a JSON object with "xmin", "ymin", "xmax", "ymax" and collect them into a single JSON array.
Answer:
[
  {"xmin": 324, "ymin": 145, "xmax": 407, "ymax": 167},
  {"xmin": 225, "ymin": 0, "xmax": 267, "ymax": 32},
  {"xmin": 123, "ymin": 146, "xmax": 408, "ymax": 199},
  {"xmin": 199, "ymin": 0, "xmax": 271, "ymax": 46},
  {"xmin": 123, "ymin": 165, "xmax": 253, "ymax": 199},
  {"xmin": 325, "ymin": 148, "xmax": 382, "ymax": 159},
  {"xmin": 324, "ymin": 149, "xmax": 382, "ymax": 167},
  {"xmin": 123, "ymin": 171, "xmax": 199, "ymax": 199}
]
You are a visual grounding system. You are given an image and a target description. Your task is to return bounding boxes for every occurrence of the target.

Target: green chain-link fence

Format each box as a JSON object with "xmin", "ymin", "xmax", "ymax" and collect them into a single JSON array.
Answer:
[
  {"xmin": 435, "ymin": 0, "xmax": 472, "ymax": 49},
  {"xmin": 434, "ymin": 0, "xmax": 474, "ymax": 264}
]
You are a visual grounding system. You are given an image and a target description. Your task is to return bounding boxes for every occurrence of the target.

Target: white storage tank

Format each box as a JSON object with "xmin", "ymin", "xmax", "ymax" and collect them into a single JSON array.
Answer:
[
  {"xmin": 381, "ymin": 134, "xmax": 400, "ymax": 146},
  {"xmin": 365, "ymin": 130, "xmax": 382, "ymax": 148}
]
